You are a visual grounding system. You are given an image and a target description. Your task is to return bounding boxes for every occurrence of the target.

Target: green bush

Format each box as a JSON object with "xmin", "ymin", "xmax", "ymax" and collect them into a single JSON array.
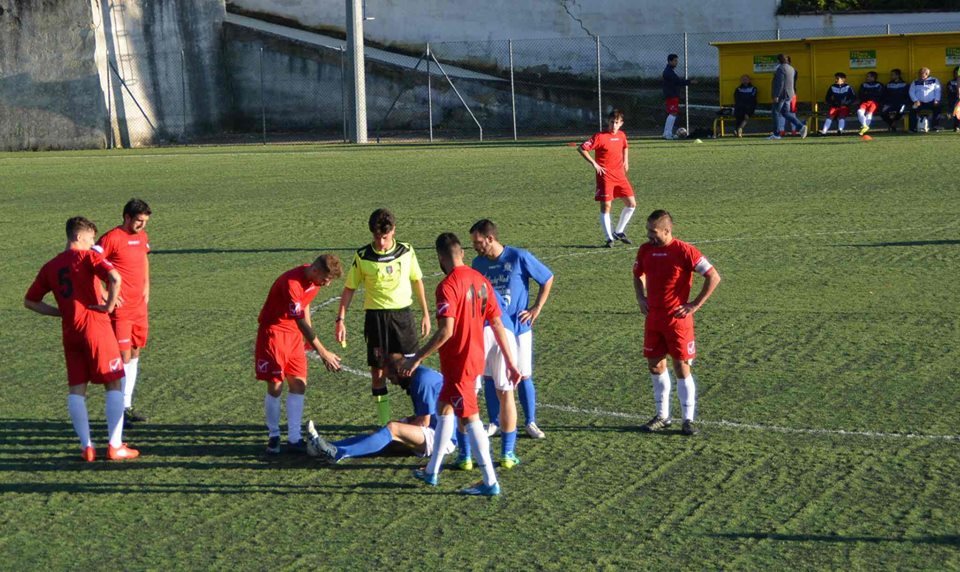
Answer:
[{"xmin": 778, "ymin": 0, "xmax": 960, "ymax": 14}]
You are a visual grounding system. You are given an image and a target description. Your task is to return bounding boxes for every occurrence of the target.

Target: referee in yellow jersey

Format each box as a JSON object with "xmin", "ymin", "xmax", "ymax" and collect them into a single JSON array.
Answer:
[{"xmin": 335, "ymin": 208, "xmax": 431, "ymax": 424}]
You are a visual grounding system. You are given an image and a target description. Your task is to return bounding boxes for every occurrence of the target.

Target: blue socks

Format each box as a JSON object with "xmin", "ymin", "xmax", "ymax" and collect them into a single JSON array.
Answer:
[
  {"xmin": 518, "ymin": 377, "xmax": 537, "ymax": 425},
  {"xmin": 483, "ymin": 376, "xmax": 500, "ymax": 427},
  {"xmin": 457, "ymin": 429, "xmax": 472, "ymax": 461},
  {"xmin": 333, "ymin": 426, "xmax": 392, "ymax": 460},
  {"xmin": 501, "ymin": 430, "xmax": 517, "ymax": 457}
]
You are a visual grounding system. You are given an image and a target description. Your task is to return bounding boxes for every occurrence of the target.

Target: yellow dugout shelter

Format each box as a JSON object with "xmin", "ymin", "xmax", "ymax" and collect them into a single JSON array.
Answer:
[{"xmin": 712, "ymin": 31, "xmax": 960, "ymax": 112}]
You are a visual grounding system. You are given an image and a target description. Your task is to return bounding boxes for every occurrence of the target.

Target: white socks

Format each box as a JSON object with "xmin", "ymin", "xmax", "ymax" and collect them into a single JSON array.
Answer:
[
  {"xmin": 865, "ymin": 113, "xmax": 872, "ymax": 127},
  {"xmin": 466, "ymin": 418, "xmax": 497, "ymax": 486},
  {"xmin": 857, "ymin": 108, "xmax": 867, "ymax": 127},
  {"xmin": 678, "ymin": 376, "xmax": 697, "ymax": 421},
  {"xmin": 287, "ymin": 393, "xmax": 305, "ymax": 443},
  {"xmin": 615, "ymin": 207, "xmax": 635, "ymax": 235},
  {"xmin": 122, "ymin": 357, "xmax": 139, "ymax": 409},
  {"xmin": 426, "ymin": 414, "xmax": 456, "ymax": 476},
  {"xmin": 821, "ymin": 118, "xmax": 833, "ymax": 132},
  {"xmin": 264, "ymin": 394, "xmax": 281, "ymax": 438},
  {"xmin": 838, "ymin": 118, "xmax": 846, "ymax": 131},
  {"xmin": 651, "ymin": 369, "xmax": 672, "ymax": 419},
  {"xmin": 68, "ymin": 394, "xmax": 92, "ymax": 449},
  {"xmin": 105, "ymin": 389, "xmax": 125, "ymax": 448},
  {"xmin": 663, "ymin": 114, "xmax": 677, "ymax": 137},
  {"xmin": 600, "ymin": 213, "xmax": 613, "ymax": 241}
]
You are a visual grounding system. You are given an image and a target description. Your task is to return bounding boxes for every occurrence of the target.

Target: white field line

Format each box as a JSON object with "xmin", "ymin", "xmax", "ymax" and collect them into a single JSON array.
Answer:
[{"xmin": 538, "ymin": 403, "xmax": 960, "ymax": 443}]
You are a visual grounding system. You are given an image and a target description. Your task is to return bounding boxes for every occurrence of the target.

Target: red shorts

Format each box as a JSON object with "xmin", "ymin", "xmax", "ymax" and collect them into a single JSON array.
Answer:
[
  {"xmin": 438, "ymin": 375, "xmax": 481, "ymax": 418},
  {"xmin": 595, "ymin": 178, "xmax": 634, "ymax": 202},
  {"xmin": 63, "ymin": 326, "xmax": 125, "ymax": 386},
  {"xmin": 828, "ymin": 106, "xmax": 850, "ymax": 119},
  {"xmin": 859, "ymin": 101, "xmax": 878, "ymax": 114},
  {"xmin": 665, "ymin": 97, "xmax": 680, "ymax": 115},
  {"xmin": 112, "ymin": 316, "xmax": 148, "ymax": 351},
  {"xmin": 255, "ymin": 327, "xmax": 307, "ymax": 383},
  {"xmin": 643, "ymin": 313, "xmax": 696, "ymax": 361}
]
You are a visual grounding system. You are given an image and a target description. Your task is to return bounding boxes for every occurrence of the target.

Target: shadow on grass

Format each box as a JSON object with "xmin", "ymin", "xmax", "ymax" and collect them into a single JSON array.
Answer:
[
  {"xmin": 834, "ymin": 239, "xmax": 960, "ymax": 248},
  {"xmin": 0, "ymin": 481, "xmax": 454, "ymax": 496},
  {"xmin": 151, "ymin": 247, "xmax": 359, "ymax": 255},
  {"xmin": 707, "ymin": 532, "xmax": 960, "ymax": 545}
]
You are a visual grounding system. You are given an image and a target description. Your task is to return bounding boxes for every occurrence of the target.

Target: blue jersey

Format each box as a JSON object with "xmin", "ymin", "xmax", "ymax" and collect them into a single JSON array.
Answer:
[
  {"xmin": 408, "ymin": 366, "xmax": 443, "ymax": 417},
  {"xmin": 471, "ymin": 245, "xmax": 553, "ymax": 335}
]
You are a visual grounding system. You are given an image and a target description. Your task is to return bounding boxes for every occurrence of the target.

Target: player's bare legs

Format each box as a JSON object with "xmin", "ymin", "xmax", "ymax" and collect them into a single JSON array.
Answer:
[
  {"xmin": 386, "ymin": 421, "xmax": 429, "ymax": 454},
  {"xmin": 370, "ymin": 366, "xmax": 391, "ymax": 425}
]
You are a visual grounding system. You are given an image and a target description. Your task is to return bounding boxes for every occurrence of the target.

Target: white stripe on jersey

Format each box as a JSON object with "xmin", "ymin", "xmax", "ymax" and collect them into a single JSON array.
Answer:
[{"xmin": 693, "ymin": 256, "xmax": 713, "ymax": 276}]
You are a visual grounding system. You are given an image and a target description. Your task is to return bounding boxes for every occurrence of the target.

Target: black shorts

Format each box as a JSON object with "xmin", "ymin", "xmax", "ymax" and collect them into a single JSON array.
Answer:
[{"xmin": 364, "ymin": 308, "xmax": 418, "ymax": 367}]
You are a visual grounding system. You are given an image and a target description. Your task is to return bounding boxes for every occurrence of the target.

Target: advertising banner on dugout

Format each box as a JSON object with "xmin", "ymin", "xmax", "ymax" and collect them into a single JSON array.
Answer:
[
  {"xmin": 849, "ymin": 50, "xmax": 877, "ymax": 69},
  {"xmin": 753, "ymin": 55, "xmax": 778, "ymax": 73},
  {"xmin": 948, "ymin": 47, "xmax": 960, "ymax": 65}
]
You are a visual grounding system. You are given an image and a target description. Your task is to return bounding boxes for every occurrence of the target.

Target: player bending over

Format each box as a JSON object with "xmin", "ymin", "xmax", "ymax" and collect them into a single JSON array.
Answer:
[
  {"xmin": 402, "ymin": 233, "xmax": 521, "ymax": 496},
  {"xmin": 305, "ymin": 356, "xmax": 456, "ymax": 462},
  {"xmin": 24, "ymin": 217, "xmax": 139, "ymax": 461},
  {"xmin": 256, "ymin": 255, "xmax": 343, "ymax": 455},
  {"xmin": 579, "ymin": 109, "xmax": 637, "ymax": 248},
  {"xmin": 633, "ymin": 210, "xmax": 720, "ymax": 436}
]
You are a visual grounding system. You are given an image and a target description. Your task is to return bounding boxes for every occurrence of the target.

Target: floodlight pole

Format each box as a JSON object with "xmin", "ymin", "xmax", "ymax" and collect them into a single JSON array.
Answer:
[{"xmin": 346, "ymin": 0, "xmax": 368, "ymax": 143}]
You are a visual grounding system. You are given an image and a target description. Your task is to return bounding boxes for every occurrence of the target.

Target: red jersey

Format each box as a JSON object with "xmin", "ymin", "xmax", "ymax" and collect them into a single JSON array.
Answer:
[
  {"xmin": 435, "ymin": 265, "xmax": 501, "ymax": 384},
  {"xmin": 95, "ymin": 227, "xmax": 150, "ymax": 319},
  {"xmin": 25, "ymin": 249, "xmax": 116, "ymax": 341},
  {"xmin": 633, "ymin": 239, "xmax": 713, "ymax": 314},
  {"xmin": 257, "ymin": 265, "xmax": 321, "ymax": 334},
  {"xmin": 581, "ymin": 130, "xmax": 629, "ymax": 182}
]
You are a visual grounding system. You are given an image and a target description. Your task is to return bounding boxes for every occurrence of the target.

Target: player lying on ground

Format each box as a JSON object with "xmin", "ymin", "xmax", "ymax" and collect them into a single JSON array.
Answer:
[
  {"xmin": 24, "ymin": 216, "xmax": 139, "ymax": 461},
  {"xmin": 305, "ymin": 356, "xmax": 456, "ymax": 462}
]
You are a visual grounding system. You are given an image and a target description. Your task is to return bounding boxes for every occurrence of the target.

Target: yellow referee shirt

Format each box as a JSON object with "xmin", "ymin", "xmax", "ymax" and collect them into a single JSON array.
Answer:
[{"xmin": 344, "ymin": 241, "xmax": 423, "ymax": 310}]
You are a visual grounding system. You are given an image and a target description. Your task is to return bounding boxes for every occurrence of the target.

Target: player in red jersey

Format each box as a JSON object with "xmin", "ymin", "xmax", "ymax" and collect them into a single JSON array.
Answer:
[
  {"xmin": 256, "ymin": 255, "xmax": 344, "ymax": 455},
  {"xmin": 579, "ymin": 109, "xmax": 637, "ymax": 248},
  {"xmin": 401, "ymin": 233, "xmax": 520, "ymax": 496},
  {"xmin": 632, "ymin": 210, "xmax": 720, "ymax": 436},
  {"xmin": 24, "ymin": 217, "xmax": 139, "ymax": 462},
  {"xmin": 94, "ymin": 198, "xmax": 152, "ymax": 424}
]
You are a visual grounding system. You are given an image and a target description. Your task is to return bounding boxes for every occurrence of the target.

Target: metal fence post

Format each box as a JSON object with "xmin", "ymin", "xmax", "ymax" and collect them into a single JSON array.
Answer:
[
  {"xmin": 683, "ymin": 32, "xmax": 690, "ymax": 133},
  {"xmin": 776, "ymin": 28, "xmax": 781, "ymax": 40},
  {"xmin": 596, "ymin": 34, "xmax": 602, "ymax": 131},
  {"xmin": 427, "ymin": 43, "xmax": 433, "ymax": 142},
  {"xmin": 180, "ymin": 49, "xmax": 187, "ymax": 141},
  {"xmin": 886, "ymin": 23, "xmax": 892, "ymax": 35},
  {"xmin": 509, "ymin": 39, "xmax": 517, "ymax": 141},
  {"xmin": 340, "ymin": 47, "xmax": 347, "ymax": 143},
  {"xmin": 259, "ymin": 47, "xmax": 266, "ymax": 144}
]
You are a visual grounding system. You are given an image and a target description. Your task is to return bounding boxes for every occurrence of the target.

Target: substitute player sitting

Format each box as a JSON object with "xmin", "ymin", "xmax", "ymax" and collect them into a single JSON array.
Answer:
[
  {"xmin": 578, "ymin": 109, "xmax": 637, "ymax": 248},
  {"xmin": 24, "ymin": 216, "xmax": 139, "ymax": 461},
  {"xmin": 820, "ymin": 72, "xmax": 857, "ymax": 135},
  {"xmin": 256, "ymin": 255, "xmax": 343, "ymax": 455},
  {"xmin": 305, "ymin": 356, "xmax": 456, "ymax": 462},
  {"xmin": 402, "ymin": 233, "xmax": 520, "ymax": 496},
  {"xmin": 856, "ymin": 71, "xmax": 884, "ymax": 136},
  {"xmin": 94, "ymin": 198, "xmax": 152, "ymax": 425},
  {"xmin": 633, "ymin": 210, "xmax": 720, "ymax": 436}
]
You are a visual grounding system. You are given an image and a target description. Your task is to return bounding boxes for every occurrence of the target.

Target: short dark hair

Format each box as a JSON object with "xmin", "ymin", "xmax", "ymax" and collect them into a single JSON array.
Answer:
[
  {"xmin": 835, "ymin": 72, "xmax": 847, "ymax": 79},
  {"xmin": 647, "ymin": 209, "xmax": 673, "ymax": 226},
  {"xmin": 123, "ymin": 198, "xmax": 151, "ymax": 219},
  {"xmin": 667, "ymin": 54, "xmax": 679, "ymax": 62},
  {"xmin": 777, "ymin": 54, "xmax": 787, "ymax": 64},
  {"xmin": 435, "ymin": 232, "xmax": 461, "ymax": 256},
  {"xmin": 608, "ymin": 109, "xmax": 624, "ymax": 122},
  {"xmin": 866, "ymin": 71, "xmax": 878, "ymax": 79},
  {"xmin": 312, "ymin": 254, "xmax": 343, "ymax": 279},
  {"xmin": 469, "ymin": 219, "xmax": 498, "ymax": 239},
  {"xmin": 66, "ymin": 216, "xmax": 97, "ymax": 240},
  {"xmin": 368, "ymin": 208, "xmax": 395, "ymax": 235}
]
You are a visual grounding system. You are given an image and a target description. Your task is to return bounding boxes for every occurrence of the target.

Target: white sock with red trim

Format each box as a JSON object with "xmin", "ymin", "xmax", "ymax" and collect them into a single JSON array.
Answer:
[{"xmin": 68, "ymin": 394, "xmax": 92, "ymax": 449}]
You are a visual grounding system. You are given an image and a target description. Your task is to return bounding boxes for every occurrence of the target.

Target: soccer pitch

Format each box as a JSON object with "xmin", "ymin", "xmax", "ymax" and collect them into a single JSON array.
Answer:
[{"xmin": 0, "ymin": 135, "xmax": 958, "ymax": 570}]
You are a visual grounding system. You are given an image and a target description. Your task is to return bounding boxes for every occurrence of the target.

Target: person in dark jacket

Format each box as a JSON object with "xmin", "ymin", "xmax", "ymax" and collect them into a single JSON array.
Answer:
[
  {"xmin": 856, "ymin": 71, "xmax": 885, "ymax": 136},
  {"xmin": 820, "ymin": 72, "xmax": 857, "ymax": 135},
  {"xmin": 733, "ymin": 74, "xmax": 757, "ymax": 137},
  {"xmin": 947, "ymin": 66, "xmax": 959, "ymax": 132},
  {"xmin": 661, "ymin": 54, "xmax": 695, "ymax": 139},
  {"xmin": 881, "ymin": 68, "xmax": 911, "ymax": 132}
]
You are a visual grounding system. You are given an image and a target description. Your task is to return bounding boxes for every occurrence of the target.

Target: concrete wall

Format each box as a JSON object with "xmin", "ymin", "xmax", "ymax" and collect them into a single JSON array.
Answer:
[{"xmin": 0, "ymin": 0, "xmax": 107, "ymax": 150}]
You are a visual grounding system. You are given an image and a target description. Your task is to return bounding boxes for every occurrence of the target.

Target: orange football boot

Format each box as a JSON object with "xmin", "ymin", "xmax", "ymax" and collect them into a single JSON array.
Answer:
[
  {"xmin": 107, "ymin": 443, "xmax": 140, "ymax": 460},
  {"xmin": 81, "ymin": 446, "xmax": 96, "ymax": 462}
]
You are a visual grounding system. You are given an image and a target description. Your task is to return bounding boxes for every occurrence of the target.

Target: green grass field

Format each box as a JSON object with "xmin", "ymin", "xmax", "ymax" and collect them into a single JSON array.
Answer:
[{"xmin": 1, "ymin": 134, "xmax": 958, "ymax": 570}]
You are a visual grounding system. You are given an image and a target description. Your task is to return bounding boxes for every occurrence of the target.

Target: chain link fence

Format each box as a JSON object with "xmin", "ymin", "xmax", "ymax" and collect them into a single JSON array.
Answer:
[{"xmin": 3, "ymin": 19, "xmax": 958, "ymax": 149}]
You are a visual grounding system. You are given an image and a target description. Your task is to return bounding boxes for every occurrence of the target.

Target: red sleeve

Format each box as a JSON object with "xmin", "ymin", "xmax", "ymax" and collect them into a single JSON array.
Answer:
[
  {"xmin": 683, "ymin": 243, "xmax": 713, "ymax": 275},
  {"xmin": 285, "ymin": 278, "xmax": 306, "ymax": 320},
  {"xmin": 90, "ymin": 251, "xmax": 115, "ymax": 281},
  {"xmin": 580, "ymin": 133, "xmax": 599, "ymax": 151},
  {"xmin": 143, "ymin": 231, "xmax": 151, "ymax": 253},
  {"xmin": 632, "ymin": 247, "xmax": 645, "ymax": 279},
  {"xmin": 436, "ymin": 282, "xmax": 456, "ymax": 320},
  {"xmin": 483, "ymin": 277, "xmax": 501, "ymax": 321},
  {"xmin": 24, "ymin": 267, "xmax": 50, "ymax": 302},
  {"xmin": 94, "ymin": 232, "xmax": 114, "ymax": 258}
]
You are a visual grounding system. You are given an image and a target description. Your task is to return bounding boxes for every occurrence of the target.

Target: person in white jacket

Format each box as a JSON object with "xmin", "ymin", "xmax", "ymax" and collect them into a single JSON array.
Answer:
[{"xmin": 908, "ymin": 67, "xmax": 942, "ymax": 132}]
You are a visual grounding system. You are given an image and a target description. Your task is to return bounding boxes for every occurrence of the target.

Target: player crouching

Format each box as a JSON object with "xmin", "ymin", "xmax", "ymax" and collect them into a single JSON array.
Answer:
[
  {"xmin": 305, "ymin": 356, "xmax": 456, "ymax": 462},
  {"xmin": 24, "ymin": 217, "xmax": 139, "ymax": 461},
  {"xmin": 633, "ymin": 210, "xmax": 720, "ymax": 436}
]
